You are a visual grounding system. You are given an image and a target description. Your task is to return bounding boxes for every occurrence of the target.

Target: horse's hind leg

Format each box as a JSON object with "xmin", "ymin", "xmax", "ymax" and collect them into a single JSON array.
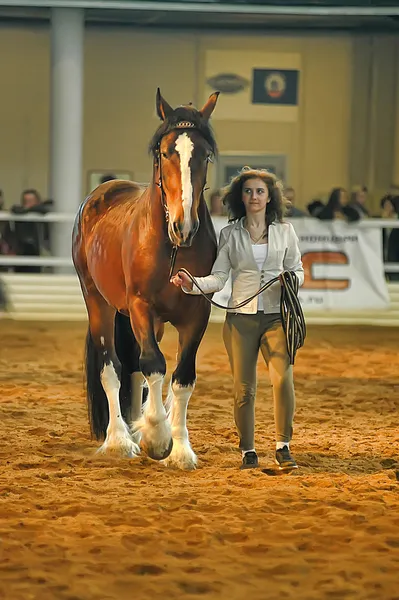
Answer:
[
  {"xmin": 128, "ymin": 297, "xmax": 172, "ymax": 461},
  {"xmin": 114, "ymin": 312, "xmax": 147, "ymax": 446},
  {"xmin": 84, "ymin": 292, "xmax": 140, "ymax": 458}
]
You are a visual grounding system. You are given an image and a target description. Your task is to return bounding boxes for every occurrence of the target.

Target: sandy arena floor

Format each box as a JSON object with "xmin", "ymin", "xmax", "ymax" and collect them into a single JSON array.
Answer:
[{"xmin": 0, "ymin": 320, "xmax": 398, "ymax": 600}]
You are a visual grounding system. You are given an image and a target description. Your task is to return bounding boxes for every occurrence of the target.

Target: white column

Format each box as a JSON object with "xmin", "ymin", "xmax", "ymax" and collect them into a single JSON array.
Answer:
[{"xmin": 49, "ymin": 8, "xmax": 84, "ymax": 265}]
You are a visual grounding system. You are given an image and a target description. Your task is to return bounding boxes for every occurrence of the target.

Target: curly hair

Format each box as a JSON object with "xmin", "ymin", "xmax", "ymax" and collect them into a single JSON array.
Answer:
[{"xmin": 222, "ymin": 167, "xmax": 287, "ymax": 225}]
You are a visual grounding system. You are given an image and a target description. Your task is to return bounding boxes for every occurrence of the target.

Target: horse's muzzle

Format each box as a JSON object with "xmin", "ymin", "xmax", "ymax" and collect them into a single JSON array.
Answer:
[{"xmin": 169, "ymin": 220, "xmax": 199, "ymax": 247}]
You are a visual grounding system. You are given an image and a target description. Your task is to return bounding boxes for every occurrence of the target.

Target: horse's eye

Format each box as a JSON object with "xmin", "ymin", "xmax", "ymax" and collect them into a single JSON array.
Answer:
[
  {"xmin": 207, "ymin": 154, "xmax": 213, "ymax": 164},
  {"xmin": 162, "ymin": 152, "xmax": 168, "ymax": 159}
]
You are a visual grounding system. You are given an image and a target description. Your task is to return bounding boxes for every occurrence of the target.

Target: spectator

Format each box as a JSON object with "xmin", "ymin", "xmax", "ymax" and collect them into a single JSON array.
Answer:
[
  {"xmin": 3, "ymin": 189, "xmax": 52, "ymax": 273},
  {"xmin": 349, "ymin": 185, "xmax": 369, "ymax": 218},
  {"xmin": 307, "ymin": 199, "xmax": 324, "ymax": 217},
  {"xmin": 0, "ymin": 277, "xmax": 9, "ymax": 314},
  {"xmin": 209, "ymin": 188, "xmax": 225, "ymax": 216},
  {"xmin": 316, "ymin": 187, "xmax": 360, "ymax": 223},
  {"xmin": 380, "ymin": 194, "xmax": 399, "ymax": 281},
  {"xmin": 380, "ymin": 193, "xmax": 396, "ymax": 219},
  {"xmin": 0, "ymin": 189, "xmax": 14, "ymax": 271},
  {"xmin": 284, "ymin": 186, "xmax": 307, "ymax": 217}
]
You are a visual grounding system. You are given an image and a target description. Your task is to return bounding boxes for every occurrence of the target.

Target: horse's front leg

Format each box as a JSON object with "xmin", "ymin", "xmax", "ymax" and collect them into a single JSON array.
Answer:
[
  {"xmin": 163, "ymin": 309, "xmax": 210, "ymax": 470},
  {"xmin": 128, "ymin": 297, "xmax": 172, "ymax": 461}
]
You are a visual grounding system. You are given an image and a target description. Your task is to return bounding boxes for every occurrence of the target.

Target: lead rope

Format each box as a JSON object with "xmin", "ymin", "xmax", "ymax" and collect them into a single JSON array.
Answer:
[
  {"xmin": 168, "ymin": 246, "xmax": 179, "ymax": 281},
  {"xmin": 176, "ymin": 267, "xmax": 306, "ymax": 365}
]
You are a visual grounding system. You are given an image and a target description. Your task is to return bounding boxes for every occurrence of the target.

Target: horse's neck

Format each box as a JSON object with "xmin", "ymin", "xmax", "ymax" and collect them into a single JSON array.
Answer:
[
  {"xmin": 198, "ymin": 195, "xmax": 215, "ymax": 230},
  {"xmin": 139, "ymin": 182, "xmax": 168, "ymax": 241},
  {"xmin": 198, "ymin": 195, "xmax": 209, "ymax": 218},
  {"xmin": 147, "ymin": 182, "xmax": 165, "ymax": 215}
]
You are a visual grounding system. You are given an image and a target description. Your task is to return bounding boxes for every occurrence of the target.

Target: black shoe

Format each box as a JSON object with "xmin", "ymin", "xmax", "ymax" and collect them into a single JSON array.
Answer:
[
  {"xmin": 275, "ymin": 446, "xmax": 298, "ymax": 471},
  {"xmin": 240, "ymin": 451, "xmax": 259, "ymax": 470}
]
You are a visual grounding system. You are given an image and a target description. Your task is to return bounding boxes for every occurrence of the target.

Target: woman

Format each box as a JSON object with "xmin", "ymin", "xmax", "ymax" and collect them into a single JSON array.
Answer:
[
  {"xmin": 316, "ymin": 187, "xmax": 360, "ymax": 223},
  {"xmin": 170, "ymin": 167, "xmax": 304, "ymax": 471}
]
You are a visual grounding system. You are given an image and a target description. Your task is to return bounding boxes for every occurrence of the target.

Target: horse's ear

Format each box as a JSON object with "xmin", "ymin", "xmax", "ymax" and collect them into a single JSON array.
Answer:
[
  {"xmin": 199, "ymin": 91, "xmax": 220, "ymax": 121},
  {"xmin": 156, "ymin": 88, "xmax": 173, "ymax": 121}
]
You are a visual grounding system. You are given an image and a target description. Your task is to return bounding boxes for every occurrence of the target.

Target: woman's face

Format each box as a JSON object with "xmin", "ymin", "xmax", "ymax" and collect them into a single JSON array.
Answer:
[
  {"xmin": 241, "ymin": 178, "xmax": 269, "ymax": 215},
  {"xmin": 22, "ymin": 192, "xmax": 40, "ymax": 209},
  {"xmin": 357, "ymin": 189, "xmax": 367, "ymax": 205},
  {"xmin": 382, "ymin": 199, "xmax": 395, "ymax": 215}
]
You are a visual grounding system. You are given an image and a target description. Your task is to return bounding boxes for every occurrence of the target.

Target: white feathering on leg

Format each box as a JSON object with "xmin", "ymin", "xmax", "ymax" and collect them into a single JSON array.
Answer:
[
  {"xmin": 163, "ymin": 381, "xmax": 196, "ymax": 470},
  {"xmin": 165, "ymin": 377, "xmax": 174, "ymax": 418},
  {"xmin": 133, "ymin": 372, "xmax": 172, "ymax": 459},
  {"xmin": 98, "ymin": 361, "xmax": 140, "ymax": 457},
  {"xmin": 129, "ymin": 372, "xmax": 145, "ymax": 445}
]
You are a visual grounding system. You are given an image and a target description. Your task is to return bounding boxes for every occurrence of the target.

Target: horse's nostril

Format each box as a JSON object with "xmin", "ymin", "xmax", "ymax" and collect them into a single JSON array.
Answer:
[{"xmin": 172, "ymin": 221, "xmax": 182, "ymax": 237}]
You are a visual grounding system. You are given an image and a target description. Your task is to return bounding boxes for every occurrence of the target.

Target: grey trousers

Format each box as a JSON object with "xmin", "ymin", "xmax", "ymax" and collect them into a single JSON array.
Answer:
[{"xmin": 223, "ymin": 312, "xmax": 295, "ymax": 451}]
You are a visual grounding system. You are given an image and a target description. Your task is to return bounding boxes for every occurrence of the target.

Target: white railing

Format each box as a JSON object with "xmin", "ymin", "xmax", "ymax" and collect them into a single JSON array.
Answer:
[
  {"xmin": 1, "ymin": 210, "xmax": 398, "ymax": 325},
  {"xmin": 1, "ymin": 273, "xmax": 398, "ymax": 325},
  {"xmin": 1, "ymin": 211, "xmax": 398, "ymax": 271}
]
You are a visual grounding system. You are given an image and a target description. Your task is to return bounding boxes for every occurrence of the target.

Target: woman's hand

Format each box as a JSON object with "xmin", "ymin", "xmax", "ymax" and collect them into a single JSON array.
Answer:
[{"xmin": 170, "ymin": 270, "xmax": 193, "ymax": 291}]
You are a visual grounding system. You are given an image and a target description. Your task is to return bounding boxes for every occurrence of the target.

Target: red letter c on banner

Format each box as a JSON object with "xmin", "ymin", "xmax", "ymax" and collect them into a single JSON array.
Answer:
[{"xmin": 302, "ymin": 251, "xmax": 350, "ymax": 290}]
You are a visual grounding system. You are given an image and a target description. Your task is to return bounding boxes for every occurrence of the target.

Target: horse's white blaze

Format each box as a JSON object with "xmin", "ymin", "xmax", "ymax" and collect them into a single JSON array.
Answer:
[
  {"xmin": 163, "ymin": 382, "xmax": 197, "ymax": 470},
  {"xmin": 99, "ymin": 361, "xmax": 139, "ymax": 457},
  {"xmin": 175, "ymin": 132, "xmax": 194, "ymax": 238}
]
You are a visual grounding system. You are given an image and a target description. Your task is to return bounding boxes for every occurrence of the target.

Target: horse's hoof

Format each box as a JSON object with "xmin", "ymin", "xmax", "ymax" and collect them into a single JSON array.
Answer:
[
  {"xmin": 162, "ymin": 440, "xmax": 197, "ymax": 470},
  {"xmin": 96, "ymin": 437, "xmax": 140, "ymax": 458},
  {"xmin": 144, "ymin": 437, "xmax": 173, "ymax": 461},
  {"xmin": 137, "ymin": 414, "xmax": 173, "ymax": 461}
]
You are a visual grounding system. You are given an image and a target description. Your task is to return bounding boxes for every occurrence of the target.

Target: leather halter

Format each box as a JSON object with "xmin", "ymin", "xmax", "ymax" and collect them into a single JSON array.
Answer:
[
  {"xmin": 155, "ymin": 120, "xmax": 197, "ymax": 223},
  {"xmin": 154, "ymin": 120, "xmax": 212, "ymax": 279}
]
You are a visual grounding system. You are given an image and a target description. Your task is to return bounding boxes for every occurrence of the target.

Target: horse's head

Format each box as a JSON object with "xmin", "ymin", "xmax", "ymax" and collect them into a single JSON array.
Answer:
[{"xmin": 150, "ymin": 89, "xmax": 219, "ymax": 247}]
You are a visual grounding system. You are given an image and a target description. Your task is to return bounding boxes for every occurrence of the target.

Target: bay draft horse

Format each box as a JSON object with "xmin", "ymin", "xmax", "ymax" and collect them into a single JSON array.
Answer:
[{"xmin": 72, "ymin": 89, "xmax": 219, "ymax": 470}]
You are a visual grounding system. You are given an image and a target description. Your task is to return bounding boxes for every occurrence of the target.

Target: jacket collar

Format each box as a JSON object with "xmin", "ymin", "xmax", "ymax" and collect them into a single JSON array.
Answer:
[{"xmin": 237, "ymin": 217, "xmax": 276, "ymax": 229}]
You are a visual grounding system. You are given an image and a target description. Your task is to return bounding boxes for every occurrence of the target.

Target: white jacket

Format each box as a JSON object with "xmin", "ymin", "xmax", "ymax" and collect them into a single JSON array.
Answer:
[{"xmin": 184, "ymin": 218, "xmax": 304, "ymax": 314}]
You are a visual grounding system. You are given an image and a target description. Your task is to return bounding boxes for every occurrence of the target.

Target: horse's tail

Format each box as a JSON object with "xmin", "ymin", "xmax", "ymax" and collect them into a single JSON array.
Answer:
[{"xmin": 85, "ymin": 327, "xmax": 109, "ymax": 440}]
